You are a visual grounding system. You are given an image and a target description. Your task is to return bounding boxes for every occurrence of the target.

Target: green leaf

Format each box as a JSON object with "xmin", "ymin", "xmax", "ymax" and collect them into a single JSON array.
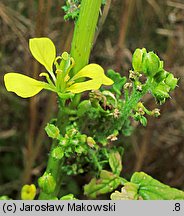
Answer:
[
  {"xmin": 109, "ymin": 151, "xmax": 122, "ymax": 175},
  {"xmin": 107, "ymin": 69, "xmax": 127, "ymax": 95},
  {"xmin": 29, "ymin": 37, "xmax": 56, "ymax": 72},
  {"xmin": 4, "ymin": 73, "xmax": 46, "ymax": 98},
  {"xmin": 45, "ymin": 123, "xmax": 60, "ymax": 139},
  {"xmin": 84, "ymin": 170, "xmax": 121, "ymax": 198},
  {"xmin": 131, "ymin": 172, "xmax": 184, "ymax": 200}
]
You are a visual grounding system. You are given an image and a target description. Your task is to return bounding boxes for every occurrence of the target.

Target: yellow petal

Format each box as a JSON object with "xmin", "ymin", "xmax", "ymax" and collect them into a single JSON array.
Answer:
[
  {"xmin": 29, "ymin": 37, "xmax": 56, "ymax": 72},
  {"xmin": 71, "ymin": 64, "xmax": 114, "ymax": 85},
  {"xmin": 66, "ymin": 80, "xmax": 101, "ymax": 93},
  {"xmin": 4, "ymin": 73, "xmax": 46, "ymax": 98},
  {"xmin": 21, "ymin": 184, "xmax": 36, "ymax": 200}
]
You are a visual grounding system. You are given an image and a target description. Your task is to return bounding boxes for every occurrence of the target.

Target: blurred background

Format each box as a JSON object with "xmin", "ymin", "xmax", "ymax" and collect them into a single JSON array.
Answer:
[{"xmin": 0, "ymin": 0, "xmax": 184, "ymax": 198}]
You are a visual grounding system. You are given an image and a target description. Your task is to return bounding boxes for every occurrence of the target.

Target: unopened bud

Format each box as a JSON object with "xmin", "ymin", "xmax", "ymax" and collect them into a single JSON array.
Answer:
[
  {"xmin": 87, "ymin": 137, "xmax": 96, "ymax": 148},
  {"xmin": 38, "ymin": 172, "xmax": 56, "ymax": 194},
  {"xmin": 142, "ymin": 52, "xmax": 160, "ymax": 77},
  {"xmin": 132, "ymin": 48, "xmax": 147, "ymax": 72},
  {"xmin": 165, "ymin": 73, "xmax": 178, "ymax": 90}
]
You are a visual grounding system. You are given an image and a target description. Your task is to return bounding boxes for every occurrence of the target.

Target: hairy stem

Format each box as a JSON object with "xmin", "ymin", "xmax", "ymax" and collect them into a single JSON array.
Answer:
[{"xmin": 121, "ymin": 79, "xmax": 152, "ymax": 125}]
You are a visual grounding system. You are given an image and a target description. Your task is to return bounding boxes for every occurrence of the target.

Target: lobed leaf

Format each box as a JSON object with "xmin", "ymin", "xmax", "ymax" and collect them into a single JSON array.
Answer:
[
  {"xmin": 84, "ymin": 170, "xmax": 121, "ymax": 198},
  {"xmin": 131, "ymin": 172, "xmax": 184, "ymax": 200}
]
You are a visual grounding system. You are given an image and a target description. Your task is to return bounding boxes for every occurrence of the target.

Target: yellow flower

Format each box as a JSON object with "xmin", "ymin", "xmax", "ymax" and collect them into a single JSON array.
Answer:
[
  {"xmin": 4, "ymin": 37, "xmax": 113, "ymax": 98},
  {"xmin": 21, "ymin": 184, "xmax": 36, "ymax": 200}
]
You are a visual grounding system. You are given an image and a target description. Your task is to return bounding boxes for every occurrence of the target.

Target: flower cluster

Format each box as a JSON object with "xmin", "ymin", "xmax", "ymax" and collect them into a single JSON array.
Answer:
[
  {"xmin": 132, "ymin": 48, "xmax": 178, "ymax": 104},
  {"xmin": 4, "ymin": 37, "xmax": 113, "ymax": 99}
]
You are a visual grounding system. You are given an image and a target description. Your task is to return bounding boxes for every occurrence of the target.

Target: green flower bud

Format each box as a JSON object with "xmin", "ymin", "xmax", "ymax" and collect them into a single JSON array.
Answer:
[
  {"xmin": 45, "ymin": 123, "xmax": 60, "ymax": 139},
  {"xmin": 142, "ymin": 52, "xmax": 160, "ymax": 77},
  {"xmin": 62, "ymin": 51, "xmax": 69, "ymax": 61},
  {"xmin": 51, "ymin": 147, "xmax": 64, "ymax": 160},
  {"xmin": 140, "ymin": 116, "xmax": 147, "ymax": 127},
  {"xmin": 21, "ymin": 184, "xmax": 36, "ymax": 200},
  {"xmin": 165, "ymin": 73, "xmax": 178, "ymax": 90},
  {"xmin": 38, "ymin": 172, "xmax": 56, "ymax": 194},
  {"xmin": 87, "ymin": 136, "xmax": 96, "ymax": 148},
  {"xmin": 134, "ymin": 80, "xmax": 142, "ymax": 92},
  {"xmin": 153, "ymin": 70, "xmax": 168, "ymax": 83},
  {"xmin": 75, "ymin": 145, "xmax": 84, "ymax": 154},
  {"xmin": 79, "ymin": 134, "xmax": 87, "ymax": 143},
  {"xmin": 152, "ymin": 83, "xmax": 170, "ymax": 104},
  {"xmin": 132, "ymin": 48, "xmax": 147, "ymax": 72}
]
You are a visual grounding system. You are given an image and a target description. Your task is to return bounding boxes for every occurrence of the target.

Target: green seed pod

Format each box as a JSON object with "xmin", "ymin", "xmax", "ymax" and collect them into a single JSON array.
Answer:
[
  {"xmin": 153, "ymin": 70, "xmax": 168, "ymax": 83},
  {"xmin": 142, "ymin": 52, "xmax": 160, "ymax": 77},
  {"xmin": 165, "ymin": 73, "xmax": 178, "ymax": 90},
  {"xmin": 132, "ymin": 48, "xmax": 147, "ymax": 72},
  {"xmin": 38, "ymin": 172, "xmax": 56, "ymax": 194}
]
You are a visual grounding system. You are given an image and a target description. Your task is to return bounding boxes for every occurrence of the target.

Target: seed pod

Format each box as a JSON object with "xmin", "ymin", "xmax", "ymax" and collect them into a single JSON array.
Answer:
[{"xmin": 132, "ymin": 48, "xmax": 147, "ymax": 72}]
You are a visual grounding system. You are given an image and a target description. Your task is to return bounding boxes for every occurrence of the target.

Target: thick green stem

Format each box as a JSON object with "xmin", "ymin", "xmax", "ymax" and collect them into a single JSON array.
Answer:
[
  {"xmin": 70, "ymin": 0, "xmax": 102, "ymax": 107},
  {"xmin": 70, "ymin": 0, "xmax": 102, "ymax": 75},
  {"xmin": 38, "ymin": 0, "xmax": 102, "ymax": 199}
]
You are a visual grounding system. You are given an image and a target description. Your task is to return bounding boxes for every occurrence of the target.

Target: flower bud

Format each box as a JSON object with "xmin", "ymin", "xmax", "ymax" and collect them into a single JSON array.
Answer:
[
  {"xmin": 132, "ymin": 48, "xmax": 147, "ymax": 72},
  {"xmin": 151, "ymin": 83, "xmax": 170, "ymax": 104},
  {"xmin": 45, "ymin": 123, "xmax": 60, "ymax": 139},
  {"xmin": 51, "ymin": 147, "xmax": 64, "ymax": 160},
  {"xmin": 142, "ymin": 52, "xmax": 160, "ymax": 77},
  {"xmin": 21, "ymin": 184, "xmax": 36, "ymax": 200},
  {"xmin": 153, "ymin": 70, "xmax": 168, "ymax": 83},
  {"xmin": 87, "ymin": 136, "xmax": 96, "ymax": 148},
  {"xmin": 38, "ymin": 172, "xmax": 56, "ymax": 194},
  {"xmin": 165, "ymin": 73, "xmax": 178, "ymax": 90}
]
